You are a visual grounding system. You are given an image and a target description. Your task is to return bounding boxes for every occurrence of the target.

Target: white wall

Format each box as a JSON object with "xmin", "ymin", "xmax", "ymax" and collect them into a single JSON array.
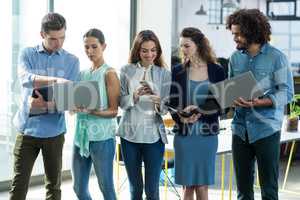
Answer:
[
  {"xmin": 136, "ymin": 0, "xmax": 268, "ymax": 60},
  {"xmin": 136, "ymin": 0, "xmax": 172, "ymax": 68},
  {"xmin": 174, "ymin": 0, "xmax": 266, "ymax": 59},
  {"xmin": 174, "ymin": 0, "xmax": 234, "ymax": 58}
]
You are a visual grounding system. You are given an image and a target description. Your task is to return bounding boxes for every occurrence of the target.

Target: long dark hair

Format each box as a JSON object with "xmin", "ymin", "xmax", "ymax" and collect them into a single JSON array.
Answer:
[
  {"xmin": 226, "ymin": 9, "xmax": 271, "ymax": 45},
  {"xmin": 129, "ymin": 30, "xmax": 166, "ymax": 67},
  {"xmin": 180, "ymin": 27, "xmax": 217, "ymax": 64}
]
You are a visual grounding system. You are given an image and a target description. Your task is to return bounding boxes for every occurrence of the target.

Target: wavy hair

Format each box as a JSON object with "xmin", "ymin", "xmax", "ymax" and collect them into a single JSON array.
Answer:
[
  {"xmin": 180, "ymin": 27, "xmax": 217, "ymax": 64},
  {"xmin": 129, "ymin": 30, "xmax": 166, "ymax": 67},
  {"xmin": 226, "ymin": 9, "xmax": 271, "ymax": 45}
]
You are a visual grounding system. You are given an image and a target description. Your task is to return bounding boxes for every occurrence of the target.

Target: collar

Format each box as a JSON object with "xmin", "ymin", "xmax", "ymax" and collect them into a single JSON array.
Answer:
[
  {"xmin": 259, "ymin": 43, "xmax": 269, "ymax": 54},
  {"xmin": 137, "ymin": 62, "xmax": 153, "ymax": 71},
  {"xmin": 240, "ymin": 43, "xmax": 269, "ymax": 55},
  {"xmin": 37, "ymin": 44, "xmax": 63, "ymax": 55},
  {"xmin": 90, "ymin": 63, "xmax": 107, "ymax": 72}
]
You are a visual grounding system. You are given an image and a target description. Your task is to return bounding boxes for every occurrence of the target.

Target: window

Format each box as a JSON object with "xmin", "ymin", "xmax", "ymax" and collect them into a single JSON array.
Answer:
[
  {"xmin": 55, "ymin": 0, "xmax": 130, "ymax": 71},
  {"xmin": 208, "ymin": 0, "xmax": 222, "ymax": 24},
  {"xmin": 267, "ymin": 0, "xmax": 300, "ymax": 20},
  {"xmin": 0, "ymin": 0, "xmax": 48, "ymax": 182},
  {"xmin": 271, "ymin": 20, "xmax": 300, "ymax": 75},
  {"xmin": 0, "ymin": 0, "xmax": 13, "ymax": 182},
  {"xmin": 208, "ymin": 0, "xmax": 238, "ymax": 24},
  {"xmin": 0, "ymin": 0, "xmax": 131, "ymax": 183},
  {"xmin": 55, "ymin": 0, "xmax": 131, "ymax": 169}
]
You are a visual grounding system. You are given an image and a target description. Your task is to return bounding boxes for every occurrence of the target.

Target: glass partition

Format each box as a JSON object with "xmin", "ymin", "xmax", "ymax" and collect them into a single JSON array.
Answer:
[{"xmin": 0, "ymin": 0, "xmax": 131, "ymax": 183}]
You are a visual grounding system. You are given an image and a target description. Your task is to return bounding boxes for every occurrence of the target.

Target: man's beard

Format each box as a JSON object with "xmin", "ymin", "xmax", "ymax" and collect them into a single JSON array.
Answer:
[
  {"xmin": 236, "ymin": 45, "xmax": 247, "ymax": 51},
  {"xmin": 236, "ymin": 41, "xmax": 249, "ymax": 51}
]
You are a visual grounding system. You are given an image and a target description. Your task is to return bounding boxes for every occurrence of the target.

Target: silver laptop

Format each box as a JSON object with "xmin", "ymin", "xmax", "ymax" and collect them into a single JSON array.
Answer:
[
  {"xmin": 208, "ymin": 71, "xmax": 264, "ymax": 109},
  {"xmin": 54, "ymin": 81, "xmax": 101, "ymax": 111}
]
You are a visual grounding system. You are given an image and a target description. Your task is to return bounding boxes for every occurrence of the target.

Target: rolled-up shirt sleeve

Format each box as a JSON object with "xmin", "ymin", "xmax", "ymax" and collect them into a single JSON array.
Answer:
[
  {"xmin": 18, "ymin": 49, "xmax": 36, "ymax": 88},
  {"xmin": 267, "ymin": 54, "xmax": 294, "ymax": 108}
]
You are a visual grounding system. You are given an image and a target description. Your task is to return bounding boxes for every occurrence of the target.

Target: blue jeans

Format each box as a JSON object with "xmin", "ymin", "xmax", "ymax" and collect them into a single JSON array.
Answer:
[
  {"xmin": 72, "ymin": 138, "xmax": 117, "ymax": 200},
  {"xmin": 120, "ymin": 138, "xmax": 165, "ymax": 200}
]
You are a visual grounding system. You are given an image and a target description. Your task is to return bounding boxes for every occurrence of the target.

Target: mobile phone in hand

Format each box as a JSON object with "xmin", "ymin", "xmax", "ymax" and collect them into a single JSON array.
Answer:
[
  {"xmin": 165, "ymin": 103, "xmax": 200, "ymax": 118},
  {"xmin": 140, "ymin": 80, "xmax": 151, "ymax": 88},
  {"xmin": 178, "ymin": 109, "xmax": 200, "ymax": 118},
  {"xmin": 140, "ymin": 80, "xmax": 153, "ymax": 94}
]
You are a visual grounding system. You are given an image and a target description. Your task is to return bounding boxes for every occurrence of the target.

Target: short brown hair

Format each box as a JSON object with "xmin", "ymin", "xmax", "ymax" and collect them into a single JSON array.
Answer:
[{"xmin": 41, "ymin": 12, "xmax": 66, "ymax": 33}]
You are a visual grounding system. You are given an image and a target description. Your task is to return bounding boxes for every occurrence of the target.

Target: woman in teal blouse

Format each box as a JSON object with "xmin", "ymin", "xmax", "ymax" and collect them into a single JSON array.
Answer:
[{"xmin": 72, "ymin": 28, "xmax": 120, "ymax": 200}]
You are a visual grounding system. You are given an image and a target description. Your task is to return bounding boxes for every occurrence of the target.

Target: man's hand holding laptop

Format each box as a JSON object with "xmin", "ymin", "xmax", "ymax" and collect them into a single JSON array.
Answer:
[{"xmin": 233, "ymin": 97, "xmax": 273, "ymax": 108}]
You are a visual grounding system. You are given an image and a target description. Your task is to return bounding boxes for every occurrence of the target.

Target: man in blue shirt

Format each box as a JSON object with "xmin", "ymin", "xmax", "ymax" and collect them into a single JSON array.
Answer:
[
  {"xmin": 10, "ymin": 13, "xmax": 79, "ymax": 200},
  {"xmin": 226, "ymin": 9, "xmax": 294, "ymax": 200}
]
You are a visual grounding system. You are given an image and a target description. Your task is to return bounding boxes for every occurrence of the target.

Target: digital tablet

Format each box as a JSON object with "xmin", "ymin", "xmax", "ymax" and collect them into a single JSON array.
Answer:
[{"xmin": 54, "ymin": 81, "xmax": 101, "ymax": 111}]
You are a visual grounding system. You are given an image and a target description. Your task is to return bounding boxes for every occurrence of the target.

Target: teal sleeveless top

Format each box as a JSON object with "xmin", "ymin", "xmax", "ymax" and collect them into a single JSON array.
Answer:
[{"xmin": 74, "ymin": 63, "xmax": 117, "ymax": 157}]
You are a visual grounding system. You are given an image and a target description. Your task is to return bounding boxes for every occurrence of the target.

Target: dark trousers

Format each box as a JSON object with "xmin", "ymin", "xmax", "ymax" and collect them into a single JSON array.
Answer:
[
  {"xmin": 9, "ymin": 133, "xmax": 65, "ymax": 200},
  {"xmin": 232, "ymin": 132, "xmax": 280, "ymax": 200},
  {"xmin": 120, "ymin": 138, "xmax": 165, "ymax": 200}
]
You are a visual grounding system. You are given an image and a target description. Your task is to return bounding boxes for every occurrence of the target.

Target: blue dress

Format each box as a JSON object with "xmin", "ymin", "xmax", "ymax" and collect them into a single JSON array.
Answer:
[{"xmin": 174, "ymin": 79, "xmax": 218, "ymax": 186}]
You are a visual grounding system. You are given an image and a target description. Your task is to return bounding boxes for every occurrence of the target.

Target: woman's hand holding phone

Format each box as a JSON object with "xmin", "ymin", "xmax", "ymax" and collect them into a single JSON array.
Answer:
[
  {"xmin": 133, "ymin": 81, "xmax": 154, "ymax": 103},
  {"xmin": 139, "ymin": 80, "xmax": 154, "ymax": 94},
  {"xmin": 179, "ymin": 105, "xmax": 201, "ymax": 124}
]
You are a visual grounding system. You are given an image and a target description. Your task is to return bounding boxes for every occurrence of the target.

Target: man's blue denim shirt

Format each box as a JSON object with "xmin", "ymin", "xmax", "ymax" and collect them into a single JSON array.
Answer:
[
  {"xmin": 13, "ymin": 44, "xmax": 80, "ymax": 138},
  {"xmin": 228, "ymin": 43, "xmax": 294, "ymax": 143}
]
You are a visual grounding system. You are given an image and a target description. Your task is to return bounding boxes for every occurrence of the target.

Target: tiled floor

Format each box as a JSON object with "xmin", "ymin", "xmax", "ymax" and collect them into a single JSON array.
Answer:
[
  {"xmin": 1, "ymin": 155, "xmax": 299, "ymax": 200},
  {"xmin": 1, "ymin": 176, "xmax": 299, "ymax": 200}
]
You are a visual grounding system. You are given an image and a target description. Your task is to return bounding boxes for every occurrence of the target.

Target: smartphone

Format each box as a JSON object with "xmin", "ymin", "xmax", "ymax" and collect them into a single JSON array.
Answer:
[
  {"xmin": 165, "ymin": 103, "xmax": 200, "ymax": 118},
  {"xmin": 140, "ymin": 80, "xmax": 151, "ymax": 88},
  {"xmin": 140, "ymin": 80, "xmax": 153, "ymax": 94},
  {"xmin": 178, "ymin": 109, "xmax": 200, "ymax": 118}
]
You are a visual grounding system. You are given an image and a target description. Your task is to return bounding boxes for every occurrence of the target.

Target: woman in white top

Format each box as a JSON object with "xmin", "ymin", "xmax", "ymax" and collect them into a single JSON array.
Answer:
[{"xmin": 118, "ymin": 30, "xmax": 171, "ymax": 200}]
